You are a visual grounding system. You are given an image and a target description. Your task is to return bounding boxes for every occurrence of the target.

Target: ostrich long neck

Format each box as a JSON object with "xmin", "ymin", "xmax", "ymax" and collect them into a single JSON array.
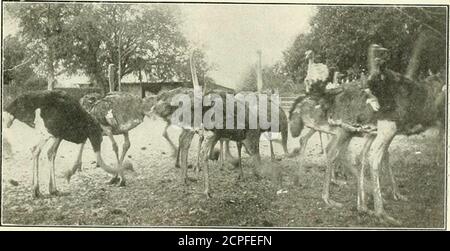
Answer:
[
  {"xmin": 307, "ymin": 56, "xmax": 315, "ymax": 71},
  {"xmin": 190, "ymin": 51, "xmax": 200, "ymax": 90},
  {"xmin": 405, "ymin": 31, "xmax": 428, "ymax": 80}
]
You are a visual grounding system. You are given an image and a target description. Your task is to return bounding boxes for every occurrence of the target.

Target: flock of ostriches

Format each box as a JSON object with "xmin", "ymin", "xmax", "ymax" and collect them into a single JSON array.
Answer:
[{"xmin": 3, "ymin": 46, "xmax": 446, "ymax": 226}]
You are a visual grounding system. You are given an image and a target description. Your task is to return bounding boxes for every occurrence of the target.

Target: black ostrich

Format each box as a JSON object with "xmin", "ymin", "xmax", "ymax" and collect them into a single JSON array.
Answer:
[
  {"xmin": 4, "ymin": 90, "xmax": 125, "ymax": 198},
  {"xmin": 195, "ymin": 90, "xmax": 257, "ymax": 198}
]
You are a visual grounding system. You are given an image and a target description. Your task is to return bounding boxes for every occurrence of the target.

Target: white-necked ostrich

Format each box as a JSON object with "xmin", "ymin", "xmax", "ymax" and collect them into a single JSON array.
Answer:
[
  {"xmin": 4, "ymin": 90, "xmax": 126, "ymax": 198},
  {"xmin": 65, "ymin": 91, "xmax": 144, "ymax": 186}
]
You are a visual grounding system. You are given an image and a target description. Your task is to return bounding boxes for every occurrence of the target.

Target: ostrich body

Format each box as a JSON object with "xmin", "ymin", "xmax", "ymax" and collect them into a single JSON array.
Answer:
[
  {"xmin": 4, "ymin": 90, "xmax": 125, "ymax": 198},
  {"xmin": 67, "ymin": 91, "xmax": 144, "ymax": 186},
  {"xmin": 196, "ymin": 91, "xmax": 258, "ymax": 198}
]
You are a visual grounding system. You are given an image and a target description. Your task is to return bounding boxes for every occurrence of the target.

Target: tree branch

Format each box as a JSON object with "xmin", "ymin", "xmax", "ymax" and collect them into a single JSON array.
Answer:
[{"xmin": 3, "ymin": 57, "xmax": 34, "ymax": 72}]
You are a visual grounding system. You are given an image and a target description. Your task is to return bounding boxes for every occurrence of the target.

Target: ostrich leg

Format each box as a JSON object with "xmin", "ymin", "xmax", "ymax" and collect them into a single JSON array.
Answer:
[
  {"xmin": 162, "ymin": 122, "xmax": 177, "ymax": 157},
  {"xmin": 195, "ymin": 130, "xmax": 205, "ymax": 175},
  {"xmin": 369, "ymin": 120, "xmax": 400, "ymax": 225},
  {"xmin": 293, "ymin": 127, "xmax": 315, "ymax": 185},
  {"xmin": 224, "ymin": 140, "xmax": 234, "ymax": 160},
  {"xmin": 47, "ymin": 137, "xmax": 62, "ymax": 195},
  {"xmin": 219, "ymin": 139, "xmax": 224, "ymax": 170},
  {"xmin": 329, "ymin": 135, "xmax": 350, "ymax": 187},
  {"xmin": 319, "ymin": 132, "xmax": 325, "ymax": 154},
  {"xmin": 385, "ymin": 151, "xmax": 408, "ymax": 201},
  {"xmin": 236, "ymin": 141, "xmax": 244, "ymax": 180},
  {"xmin": 64, "ymin": 141, "xmax": 86, "ymax": 183},
  {"xmin": 357, "ymin": 135, "xmax": 375, "ymax": 212},
  {"xmin": 322, "ymin": 129, "xmax": 351, "ymax": 208},
  {"xmin": 201, "ymin": 133, "xmax": 219, "ymax": 198},
  {"xmin": 119, "ymin": 132, "xmax": 131, "ymax": 163},
  {"xmin": 107, "ymin": 133, "xmax": 121, "ymax": 185},
  {"xmin": 269, "ymin": 139, "xmax": 275, "ymax": 161},
  {"xmin": 31, "ymin": 137, "xmax": 51, "ymax": 198},
  {"xmin": 112, "ymin": 132, "xmax": 132, "ymax": 186},
  {"xmin": 75, "ymin": 142, "xmax": 85, "ymax": 172},
  {"xmin": 179, "ymin": 129, "xmax": 195, "ymax": 184}
]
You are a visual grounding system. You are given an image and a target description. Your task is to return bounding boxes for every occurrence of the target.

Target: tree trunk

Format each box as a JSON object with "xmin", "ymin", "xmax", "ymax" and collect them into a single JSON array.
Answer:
[
  {"xmin": 46, "ymin": 3, "xmax": 55, "ymax": 91},
  {"xmin": 118, "ymin": 28, "xmax": 122, "ymax": 92},
  {"xmin": 47, "ymin": 55, "xmax": 55, "ymax": 90}
]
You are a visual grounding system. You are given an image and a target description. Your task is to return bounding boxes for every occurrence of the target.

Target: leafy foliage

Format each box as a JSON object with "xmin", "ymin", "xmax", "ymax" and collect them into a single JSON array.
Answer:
[
  {"xmin": 283, "ymin": 6, "xmax": 447, "ymax": 86},
  {"xmin": 2, "ymin": 35, "xmax": 47, "ymax": 105},
  {"xmin": 5, "ymin": 3, "xmax": 210, "ymax": 92}
]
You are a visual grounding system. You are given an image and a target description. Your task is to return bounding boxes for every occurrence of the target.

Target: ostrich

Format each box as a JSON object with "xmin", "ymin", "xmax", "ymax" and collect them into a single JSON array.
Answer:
[
  {"xmin": 183, "ymin": 55, "xmax": 283, "ymax": 198},
  {"xmin": 3, "ymin": 90, "xmax": 126, "ymax": 198},
  {"xmin": 65, "ymin": 91, "xmax": 144, "ymax": 186},
  {"xmin": 142, "ymin": 86, "xmax": 237, "ymax": 172},
  {"xmin": 196, "ymin": 91, "xmax": 257, "ymax": 198},
  {"xmin": 289, "ymin": 43, "xmax": 444, "ymax": 224}
]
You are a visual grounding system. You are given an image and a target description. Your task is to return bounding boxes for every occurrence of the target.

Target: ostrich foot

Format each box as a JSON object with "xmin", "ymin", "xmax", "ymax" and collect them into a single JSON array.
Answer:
[
  {"xmin": 117, "ymin": 178, "xmax": 126, "ymax": 187},
  {"xmin": 49, "ymin": 188, "xmax": 59, "ymax": 196},
  {"xmin": 204, "ymin": 191, "xmax": 211, "ymax": 199},
  {"xmin": 377, "ymin": 212, "xmax": 402, "ymax": 226},
  {"xmin": 107, "ymin": 176, "xmax": 120, "ymax": 185},
  {"xmin": 63, "ymin": 170, "xmax": 73, "ymax": 183},
  {"xmin": 237, "ymin": 172, "xmax": 244, "ymax": 181},
  {"xmin": 392, "ymin": 191, "xmax": 408, "ymax": 201},
  {"xmin": 287, "ymin": 148, "xmax": 300, "ymax": 158},
  {"xmin": 322, "ymin": 197, "xmax": 343, "ymax": 208},
  {"xmin": 357, "ymin": 204, "xmax": 369, "ymax": 213},
  {"xmin": 77, "ymin": 166, "xmax": 83, "ymax": 172},
  {"xmin": 32, "ymin": 188, "xmax": 42, "ymax": 199},
  {"xmin": 271, "ymin": 156, "xmax": 282, "ymax": 162},
  {"xmin": 331, "ymin": 178, "xmax": 347, "ymax": 187}
]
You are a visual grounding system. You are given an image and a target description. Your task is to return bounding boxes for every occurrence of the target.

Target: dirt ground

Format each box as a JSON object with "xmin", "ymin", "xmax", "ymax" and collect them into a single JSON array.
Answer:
[{"xmin": 1, "ymin": 117, "xmax": 446, "ymax": 228}]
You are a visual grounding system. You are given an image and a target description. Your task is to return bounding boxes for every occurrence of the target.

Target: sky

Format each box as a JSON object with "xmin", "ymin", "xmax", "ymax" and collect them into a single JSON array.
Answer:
[
  {"xmin": 2, "ymin": 3, "xmax": 316, "ymax": 88},
  {"xmin": 180, "ymin": 4, "xmax": 316, "ymax": 88}
]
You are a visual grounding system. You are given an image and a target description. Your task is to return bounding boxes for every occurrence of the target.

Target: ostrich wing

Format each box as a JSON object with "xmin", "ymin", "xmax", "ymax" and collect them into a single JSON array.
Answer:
[{"xmin": 90, "ymin": 92, "xmax": 144, "ymax": 133}]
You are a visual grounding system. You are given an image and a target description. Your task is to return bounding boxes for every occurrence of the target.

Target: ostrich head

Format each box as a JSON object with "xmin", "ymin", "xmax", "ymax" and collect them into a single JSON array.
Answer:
[
  {"xmin": 141, "ymin": 95, "xmax": 158, "ymax": 117},
  {"xmin": 305, "ymin": 50, "xmax": 315, "ymax": 61},
  {"xmin": 4, "ymin": 93, "xmax": 42, "ymax": 128},
  {"xmin": 80, "ymin": 93, "xmax": 103, "ymax": 112}
]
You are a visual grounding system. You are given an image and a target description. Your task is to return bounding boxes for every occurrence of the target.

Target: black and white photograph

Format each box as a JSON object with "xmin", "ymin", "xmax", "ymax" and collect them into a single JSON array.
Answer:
[{"xmin": 0, "ymin": 0, "xmax": 448, "ymax": 230}]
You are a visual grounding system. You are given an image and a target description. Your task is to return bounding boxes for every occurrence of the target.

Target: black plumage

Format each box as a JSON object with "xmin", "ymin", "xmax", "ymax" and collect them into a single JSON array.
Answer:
[
  {"xmin": 5, "ymin": 90, "xmax": 103, "ymax": 151},
  {"xmin": 5, "ymin": 90, "xmax": 122, "ymax": 198}
]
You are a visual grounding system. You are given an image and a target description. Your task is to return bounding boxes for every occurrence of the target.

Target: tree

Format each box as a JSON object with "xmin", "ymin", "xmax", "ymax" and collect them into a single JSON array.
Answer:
[
  {"xmin": 6, "ymin": 3, "xmax": 79, "ymax": 90},
  {"xmin": 63, "ymin": 4, "xmax": 210, "ymax": 91},
  {"xmin": 6, "ymin": 3, "xmax": 211, "ymax": 93},
  {"xmin": 2, "ymin": 35, "xmax": 47, "ymax": 105}
]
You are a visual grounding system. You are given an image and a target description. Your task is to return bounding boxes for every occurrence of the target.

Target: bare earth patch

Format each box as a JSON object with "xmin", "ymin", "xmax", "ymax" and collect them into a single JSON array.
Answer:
[{"xmin": 1, "ymin": 118, "xmax": 445, "ymax": 228}]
